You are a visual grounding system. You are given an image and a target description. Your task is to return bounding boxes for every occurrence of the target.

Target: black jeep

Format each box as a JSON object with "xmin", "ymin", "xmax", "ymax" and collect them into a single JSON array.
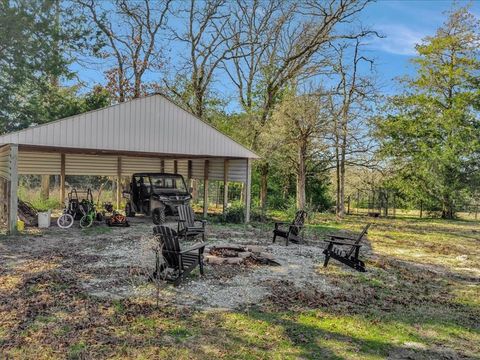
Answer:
[{"xmin": 123, "ymin": 172, "xmax": 191, "ymax": 224}]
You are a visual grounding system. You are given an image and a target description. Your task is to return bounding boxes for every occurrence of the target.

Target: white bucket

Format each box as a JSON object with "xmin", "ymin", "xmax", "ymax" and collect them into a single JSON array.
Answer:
[{"xmin": 38, "ymin": 210, "xmax": 51, "ymax": 228}]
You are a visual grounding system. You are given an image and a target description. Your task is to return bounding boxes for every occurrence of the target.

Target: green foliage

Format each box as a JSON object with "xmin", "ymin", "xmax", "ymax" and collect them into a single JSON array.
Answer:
[
  {"xmin": 375, "ymin": 6, "xmax": 480, "ymax": 218},
  {"xmin": 18, "ymin": 186, "xmax": 61, "ymax": 211},
  {"xmin": 0, "ymin": 0, "xmax": 93, "ymax": 133}
]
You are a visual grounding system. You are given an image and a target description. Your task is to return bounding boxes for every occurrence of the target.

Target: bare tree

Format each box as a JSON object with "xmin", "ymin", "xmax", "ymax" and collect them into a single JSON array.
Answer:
[
  {"xmin": 225, "ymin": 0, "xmax": 373, "ymax": 210},
  {"xmin": 327, "ymin": 38, "xmax": 378, "ymax": 218},
  {"xmin": 78, "ymin": 0, "xmax": 171, "ymax": 102},
  {"xmin": 165, "ymin": 0, "xmax": 238, "ymax": 118}
]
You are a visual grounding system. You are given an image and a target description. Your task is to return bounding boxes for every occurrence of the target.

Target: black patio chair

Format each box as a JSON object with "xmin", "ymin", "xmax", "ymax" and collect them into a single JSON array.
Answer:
[
  {"xmin": 272, "ymin": 210, "xmax": 308, "ymax": 246},
  {"xmin": 177, "ymin": 205, "xmax": 206, "ymax": 242},
  {"xmin": 323, "ymin": 224, "xmax": 370, "ymax": 272},
  {"xmin": 152, "ymin": 225, "xmax": 205, "ymax": 286}
]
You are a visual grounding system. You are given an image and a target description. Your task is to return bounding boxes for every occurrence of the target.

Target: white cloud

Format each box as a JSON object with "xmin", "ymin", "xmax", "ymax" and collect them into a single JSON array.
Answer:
[{"xmin": 371, "ymin": 24, "xmax": 429, "ymax": 56}]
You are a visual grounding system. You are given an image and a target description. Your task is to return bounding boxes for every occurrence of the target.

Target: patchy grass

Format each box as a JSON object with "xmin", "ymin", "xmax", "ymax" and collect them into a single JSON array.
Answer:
[{"xmin": 0, "ymin": 215, "xmax": 479, "ymax": 359}]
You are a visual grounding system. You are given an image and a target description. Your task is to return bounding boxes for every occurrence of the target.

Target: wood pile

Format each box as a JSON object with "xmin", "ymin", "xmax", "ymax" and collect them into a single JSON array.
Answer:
[
  {"xmin": 18, "ymin": 200, "xmax": 38, "ymax": 226},
  {"xmin": 206, "ymin": 245, "xmax": 280, "ymax": 266}
]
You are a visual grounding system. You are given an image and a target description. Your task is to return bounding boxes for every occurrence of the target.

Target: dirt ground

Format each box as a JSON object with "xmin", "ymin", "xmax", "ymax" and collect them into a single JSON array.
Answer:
[
  {"xmin": 0, "ymin": 216, "xmax": 337, "ymax": 310},
  {"xmin": 1, "ymin": 215, "xmax": 478, "ymax": 359}
]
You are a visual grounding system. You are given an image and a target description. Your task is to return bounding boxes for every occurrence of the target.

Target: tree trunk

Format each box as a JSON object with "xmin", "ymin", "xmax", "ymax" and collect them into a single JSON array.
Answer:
[
  {"xmin": 41, "ymin": 175, "xmax": 50, "ymax": 200},
  {"xmin": 259, "ymin": 163, "xmax": 268, "ymax": 211},
  {"xmin": 296, "ymin": 144, "xmax": 306, "ymax": 210}
]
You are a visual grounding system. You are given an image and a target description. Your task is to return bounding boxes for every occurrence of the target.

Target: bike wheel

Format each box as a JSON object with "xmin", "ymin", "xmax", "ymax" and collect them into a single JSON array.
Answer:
[
  {"xmin": 80, "ymin": 215, "xmax": 93, "ymax": 228},
  {"xmin": 57, "ymin": 214, "xmax": 74, "ymax": 229}
]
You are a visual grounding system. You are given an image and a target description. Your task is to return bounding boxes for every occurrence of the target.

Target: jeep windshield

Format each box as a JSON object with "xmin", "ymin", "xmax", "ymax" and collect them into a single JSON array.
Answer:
[{"xmin": 149, "ymin": 175, "xmax": 188, "ymax": 194}]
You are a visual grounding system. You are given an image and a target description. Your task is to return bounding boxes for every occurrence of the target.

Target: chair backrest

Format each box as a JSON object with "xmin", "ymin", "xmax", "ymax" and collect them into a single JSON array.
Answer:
[
  {"xmin": 346, "ymin": 224, "xmax": 371, "ymax": 258},
  {"xmin": 291, "ymin": 210, "xmax": 307, "ymax": 235},
  {"xmin": 178, "ymin": 205, "xmax": 195, "ymax": 228},
  {"xmin": 153, "ymin": 225, "xmax": 180, "ymax": 268}
]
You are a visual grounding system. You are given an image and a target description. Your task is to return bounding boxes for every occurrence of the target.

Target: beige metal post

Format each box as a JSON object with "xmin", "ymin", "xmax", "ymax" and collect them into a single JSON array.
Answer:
[
  {"xmin": 60, "ymin": 153, "xmax": 65, "ymax": 204},
  {"xmin": 8, "ymin": 144, "xmax": 18, "ymax": 234},
  {"xmin": 245, "ymin": 158, "xmax": 252, "ymax": 223},
  {"xmin": 203, "ymin": 159, "xmax": 209, "ymax": 218},
  {"xmin": 116, "ymin": 157, "xmax": 122, "ymax": 210},
  {"xmin": 223, "ymin": 159, "xmax": 229, "ymax": 213}
]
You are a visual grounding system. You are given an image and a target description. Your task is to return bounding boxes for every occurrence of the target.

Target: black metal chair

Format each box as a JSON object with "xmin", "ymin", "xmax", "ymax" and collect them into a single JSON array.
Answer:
[
  {"xmin": 272, "ymin": 210, "xmax": 307, "ymax": 246},
  {"xmin": 177, "ymin": 205, "xmax": 206, "ymax": 242},
  {"xmin": 152, "ymin": 225, "xmax": 205, "ymax": 286},
  {"xmin": 323, "ymin": 224, "xmax": 371, "ymax": 272}
]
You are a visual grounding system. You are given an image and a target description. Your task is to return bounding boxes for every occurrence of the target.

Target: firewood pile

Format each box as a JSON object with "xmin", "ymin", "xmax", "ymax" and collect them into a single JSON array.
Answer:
[
  {"xmin": 18, "ymin": 200, "xmax": 38, "ymax": 226},
  {"xmin": 206, "ymin": 245, "xmax": 280, "ymax": 266}
]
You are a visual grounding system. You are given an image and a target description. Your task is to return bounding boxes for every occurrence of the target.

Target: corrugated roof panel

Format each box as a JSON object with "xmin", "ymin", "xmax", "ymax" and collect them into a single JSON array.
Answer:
[{"xmin": 0, "ymin": 95, "xmax": 258, "ymax": 159}]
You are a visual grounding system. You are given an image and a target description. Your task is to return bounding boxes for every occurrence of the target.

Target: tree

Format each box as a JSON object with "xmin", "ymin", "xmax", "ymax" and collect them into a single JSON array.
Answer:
[
  {"xmin": 224, "ymin": 0, "xmax": 372, "ymax": 210},
  {"xmin": 375, "ymin": 7, "xmax": 480, "ymax": 218},
  {"xmin": 78, "ymin": 0, "xmax": 171, "ymax": 102},
  {"xmin": 327, "ymin": 38, "xmax": 377, "ymax": 218},
  {"xmin": 266, "ymin": 90, "xmax": 328, "ymax": 209},
  {"xmin": 165, "ymin": 0, "xmax": 237, "ymax": 119},
  {"xmin": 0, "ymin": 0, "xmax": 89, "ymax": 133}
]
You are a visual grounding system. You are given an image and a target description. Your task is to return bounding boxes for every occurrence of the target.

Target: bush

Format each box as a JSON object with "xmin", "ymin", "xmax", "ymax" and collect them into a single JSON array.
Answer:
[
  {"xmin": 222, "ymin": 201, "xmax": 245, "ymax": 223},
  {"xmin": 220, "ymin": 201, "xmax": 268, "ymax": 224},
  {"xmin": 18, "ymin": 187, "xmax": 62, "ymax": 211}
]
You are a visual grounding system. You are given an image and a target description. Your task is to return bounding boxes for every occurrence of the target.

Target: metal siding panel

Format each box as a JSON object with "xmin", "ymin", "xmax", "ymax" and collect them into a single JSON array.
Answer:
[
  {"xmin": 0, "ymin": 145, "xmax": 11, "ymax": 180},
  {"xmin": 65, "ymin": 154, "xmax": 117, "ymax": 176},
  {"xmin": 177, "ymin": 160, "xmax": 189, "ymax": 178},
  {"xmin": 18, "ymin": 151, "xmax": 61, "ymax": 175},
  {"xmin": 121, "ymin": 156, "xmax": 162, "ymax": 175},
  {"xmin": 228, "ymin": 159, "xmax": 247, "ymax": 182},
  {"xmin": 191, "ymin": 158, "xmax": 204, "ymax": 179},
  {"xmin": 164, "ymin": 159, "xmax": 174, "ymax": 173},
  {"xmin": 208, "ymin": 158, "xmax": 224, "ymax": 180}
]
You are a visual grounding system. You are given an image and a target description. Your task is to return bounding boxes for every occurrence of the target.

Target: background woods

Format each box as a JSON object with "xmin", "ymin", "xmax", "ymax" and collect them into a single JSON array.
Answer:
[{"xmin": 1, "ymin": 1, "xmax": 479, "ymax": 219}]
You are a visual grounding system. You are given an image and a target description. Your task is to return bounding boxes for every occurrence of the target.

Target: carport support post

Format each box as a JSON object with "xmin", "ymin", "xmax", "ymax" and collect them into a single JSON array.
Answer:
[
  {"xmin": 223, "ymin": 159, "xmax": 229, "ymax": 213},
  {"xmin": 244, "ymin": 158, "xmax": 252, "ymax": 223},
  {"xmin": 8, "ymin": 144, "xmax": 18, "ymax": 234},
  {"xmin": 203, "ymin": 160, "xmax": 209, "ymax": 218},
  {"xmin": 60, "ymin": 154, "xmax": 65, "ymax": 204},
  {"xmin": 116, "ymin": 157, "xmax": 122, "ymax": 210}
]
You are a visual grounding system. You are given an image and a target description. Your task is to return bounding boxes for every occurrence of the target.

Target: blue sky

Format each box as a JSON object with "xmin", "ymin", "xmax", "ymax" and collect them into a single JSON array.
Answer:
[
  {"xmin": 361, "ymin": 0, "xmax": 479, "ymax": 93},
  {"xmin": 71, "ymin": 0, "xmax": 479, "ymax": 102}
]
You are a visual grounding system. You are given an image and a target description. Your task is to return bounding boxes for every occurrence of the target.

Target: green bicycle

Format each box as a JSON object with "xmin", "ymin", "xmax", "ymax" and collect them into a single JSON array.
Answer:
[{"xmin": 79, "ymin": 198, "xmax": 96, "ymax": 228}]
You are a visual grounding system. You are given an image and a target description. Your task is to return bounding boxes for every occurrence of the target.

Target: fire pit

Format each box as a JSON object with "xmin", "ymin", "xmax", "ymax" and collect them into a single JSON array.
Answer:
[{"xmin": 205, "ymin": 245, "xmax": 280, "ymax": 266}]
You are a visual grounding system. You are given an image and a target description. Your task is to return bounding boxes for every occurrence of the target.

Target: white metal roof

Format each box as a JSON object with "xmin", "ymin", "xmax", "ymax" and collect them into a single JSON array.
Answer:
[{"xmin": 0, "ymin": 94, "xmax": 258, "ymax": 159}]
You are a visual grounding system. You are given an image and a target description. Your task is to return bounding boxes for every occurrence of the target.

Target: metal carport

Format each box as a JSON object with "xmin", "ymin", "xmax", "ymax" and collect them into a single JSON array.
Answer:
[{"xmin": 0, "ymin": 94, "xmax": 258, "ymax": 233}]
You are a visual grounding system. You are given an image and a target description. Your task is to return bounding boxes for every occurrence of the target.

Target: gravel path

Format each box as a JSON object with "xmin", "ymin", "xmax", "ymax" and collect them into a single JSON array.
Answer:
[{"xmin": 1, "ymin": 217, "xmax": 335, "ymax": 310}]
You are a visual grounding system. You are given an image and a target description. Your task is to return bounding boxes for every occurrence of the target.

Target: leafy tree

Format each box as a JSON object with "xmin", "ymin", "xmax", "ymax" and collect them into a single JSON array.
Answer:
[
  {"xmin": 265, "ymin": 90, "xmax": 329, "ymax": 209},
  {"xmin": 0, "ymin": 0, "xmax": 90, "ymax": 133},
  {"xmin": 375, "ymin": 7, "xmax": 480, "ymax": 218}
]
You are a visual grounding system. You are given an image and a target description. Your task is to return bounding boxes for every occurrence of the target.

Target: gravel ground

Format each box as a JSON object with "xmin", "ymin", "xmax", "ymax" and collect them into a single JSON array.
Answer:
[{"xmin": 1, "ymin": 216, "xmax": 337, "ymax": 310}]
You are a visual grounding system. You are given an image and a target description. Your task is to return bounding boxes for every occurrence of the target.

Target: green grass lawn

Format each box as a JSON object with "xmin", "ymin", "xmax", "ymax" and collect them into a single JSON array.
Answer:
[{"xmin": 1, "ymin": 215, "xmax": 479, "ymax": 359}]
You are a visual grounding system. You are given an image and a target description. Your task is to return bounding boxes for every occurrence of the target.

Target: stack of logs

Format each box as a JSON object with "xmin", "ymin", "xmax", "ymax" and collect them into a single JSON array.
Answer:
[
  {"xmin": 206, "ymin": 245, "xmax": 280, "ymax": 266},
  {"xmin": 18, "ymin": 200, "xmax": 38, "ymax": 226}
]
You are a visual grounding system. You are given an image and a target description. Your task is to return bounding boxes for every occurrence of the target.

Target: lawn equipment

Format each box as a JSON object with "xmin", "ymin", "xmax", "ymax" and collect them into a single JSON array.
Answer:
[
  {"xmin": 57, "ymin": 189, "xmax": 83, "ymax": 229},
  {"xmin": 106, "ymin": 211, "xmax": 130, "ymax": 227},
  {"xmin": 100, "ymin": 202, "xmax": 130, "ymax": 227},
  {"xmin": 79, "ymin": 192, "xmax": 96, "ymax": 228}
]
